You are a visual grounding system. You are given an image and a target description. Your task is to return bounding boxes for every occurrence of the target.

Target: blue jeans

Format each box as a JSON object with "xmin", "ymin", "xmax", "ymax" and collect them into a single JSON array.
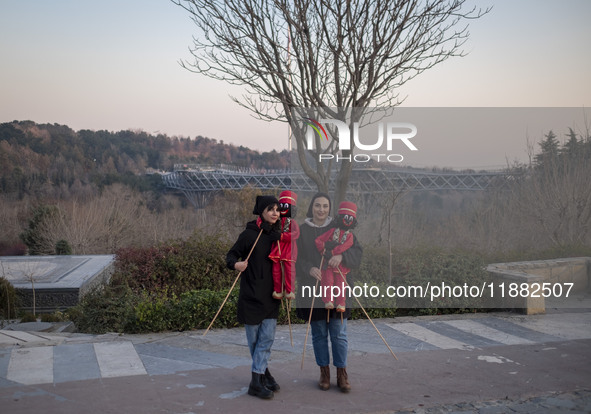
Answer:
[
  {"xmin": 310, "ymin": 317, "xmax": 348, "ymax": 368},
  {"xmin": 244, "ymin": 319, "xmax": 277, "ymax": 374}
]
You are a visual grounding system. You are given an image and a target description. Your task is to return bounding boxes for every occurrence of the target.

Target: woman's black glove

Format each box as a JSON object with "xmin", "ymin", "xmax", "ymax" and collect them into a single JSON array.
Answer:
[
  {"xmin": 261, "ymin": 221, "xmax": 281, "ymax": 241},
  {"xmin": 268, "ymin": 230, "xmax": 282, "ymax": 241},
  {"xmin": 261, "ymin": 221, "xmax": 273, "ymax": 233}
]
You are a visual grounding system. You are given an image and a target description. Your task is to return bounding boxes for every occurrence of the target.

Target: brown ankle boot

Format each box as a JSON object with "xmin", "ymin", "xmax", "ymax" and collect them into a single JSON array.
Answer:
[
  {"xmin": 336, "ymin": 367, "xmax": 351, "ymax": 393},
  {"xmin": 318, "ymin": 366, "xmax": 330, "ymax": 391}
]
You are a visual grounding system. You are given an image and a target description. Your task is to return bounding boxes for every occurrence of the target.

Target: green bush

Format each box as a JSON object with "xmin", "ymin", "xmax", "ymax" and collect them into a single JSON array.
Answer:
[
  {"xmin": 356, "ymin": 246, "xmax": 487, "ymax": 314},
  {"xmin": 350, "ymin": 306, "xmax": 398, "ymax": 320},
  {"xmin": 0, "ymin": 276, "xmax": 18, "ymax": 319},
  {"xmin": 69, "ymin": 284, "xmax": 137, "ymax": 334},
  {"xmin": 126, "ymin": 288, "xmax": 241, "ymax": 333},
  {"xmin": 40, "ymin": 311, "xmax": 67, "ymax": 323},
  {"xmin": 19, "ymin": 204, "xmax": 60, "ymax": 255},
  {"xmin": 393, "ymin": 246, "xmax": 487, "ymax": 312},
  {"xmin": 348, "ymin": 280, "xmax": 398, "ymax": 317},
  {"xmin": 55, "ymin": 239, "xmax": 72, "ymax": 255},
  {"xmin": 70, "ymin": 232, "xmax": 245, "ymax": 334},
  {"xmin": 112, "ymin": 233, "xmax": 235, "ymax": 297},
  {"xmin": 71, "ymin": 238, "xmax": 496, "ymax": 334},
  {"xmin": 279, "ymin": 299, "xmax": 304, "ymax": 326},
  {"xmin": 19, "ymin": 312, "xmax": 37, "ymax": 322},
  {"xmin": 358, "ymin": 246, "xmax": 392, "ymax": 284}
]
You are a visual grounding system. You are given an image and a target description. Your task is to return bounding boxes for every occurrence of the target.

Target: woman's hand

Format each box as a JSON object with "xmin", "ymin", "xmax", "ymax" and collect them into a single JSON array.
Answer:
[
  {"xmin": 235, "ymin": 260, "xmax": 248, "ymax": 272},
  {"xmin": 328, "ymin": 254, "xmax": 342, "ymax": 268},
  {"xmin": 310, "ymin": 266, "xmax": 322, "ymax": 281}
]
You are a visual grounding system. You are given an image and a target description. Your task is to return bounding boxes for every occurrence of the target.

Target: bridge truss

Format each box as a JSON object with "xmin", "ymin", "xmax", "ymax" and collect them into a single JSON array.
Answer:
[{"xmin": 161, "ymin": 164, "xmax": 512, "ymax": 208}]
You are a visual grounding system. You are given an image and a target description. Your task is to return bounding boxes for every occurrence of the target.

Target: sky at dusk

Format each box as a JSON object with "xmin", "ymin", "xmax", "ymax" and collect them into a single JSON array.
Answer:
[{"xmin": 1, "ymin": 0, "xmax": 589, "ymax": 169}]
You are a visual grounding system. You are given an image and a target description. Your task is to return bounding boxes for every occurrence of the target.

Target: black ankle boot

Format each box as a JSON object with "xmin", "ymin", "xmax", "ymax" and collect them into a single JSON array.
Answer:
[
  {"xmin": 248, "ymin": 372, "xmax": 274, "ymax": 399},
  {"xmin": 264, "ymin": 368, "xmax": 280, "ymax": 392}
]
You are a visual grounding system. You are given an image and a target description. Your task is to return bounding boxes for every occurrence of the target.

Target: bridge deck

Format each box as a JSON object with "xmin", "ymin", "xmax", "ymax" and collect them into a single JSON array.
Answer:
[{"xmin": 160, "ymin": 165, "xmax": 513, "ymax": 208}]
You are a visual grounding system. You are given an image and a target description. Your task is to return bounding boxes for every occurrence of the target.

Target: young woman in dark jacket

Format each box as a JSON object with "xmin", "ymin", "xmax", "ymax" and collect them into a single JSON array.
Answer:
[
  {"xmin": 226, "ymin": 195, "xmax": 282, "ymax": 399},
  {"xmin": 296, "ymin": 192, "xmax": 363, "ymax": 393}
]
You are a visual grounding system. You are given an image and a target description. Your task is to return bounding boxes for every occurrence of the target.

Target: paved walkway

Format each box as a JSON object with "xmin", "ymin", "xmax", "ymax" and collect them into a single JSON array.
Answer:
[{"xmin": 1, "ymin": 310, "xmax": 590, "ymax": 413}]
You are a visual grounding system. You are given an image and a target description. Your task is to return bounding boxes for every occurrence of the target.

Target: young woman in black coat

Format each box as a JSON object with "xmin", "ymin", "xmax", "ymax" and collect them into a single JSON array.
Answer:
[{"xmin": 226, "ymin": 195, "xmax": 282, "ymax": 399}]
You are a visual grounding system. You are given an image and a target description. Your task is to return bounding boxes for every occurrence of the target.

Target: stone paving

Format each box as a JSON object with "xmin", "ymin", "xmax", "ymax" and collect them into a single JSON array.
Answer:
[
  {"xmin": 1, "ymin": 310, "xmax": 590, "ymax": 413},
  {"xmin": 392, "ymin": 389, "xmax": 591, "ymax": 413},
  {"xmin": 2, "ymin": 311, "xmax": 590, "ymax": 387}
]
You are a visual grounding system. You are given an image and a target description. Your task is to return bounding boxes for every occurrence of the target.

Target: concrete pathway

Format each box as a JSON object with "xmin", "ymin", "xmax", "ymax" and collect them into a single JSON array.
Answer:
[{"xmin": 0, "ymin": 310, "xmax": 590, "ymax": 413}]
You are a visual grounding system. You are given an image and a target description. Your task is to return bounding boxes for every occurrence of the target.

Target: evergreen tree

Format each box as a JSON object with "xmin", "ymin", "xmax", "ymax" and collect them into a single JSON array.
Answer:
[
  {"xmin": 19, "ymin": 205, "xmax": 59, "ymax": 255},
  {"xmin": 561, "ymin": 128, "xmax": 580, "ymax": 160},
  {"xmin": 55, "ymin": 239, "xmax": 72, "ymax": 255},
  {"xmin": 534, "ymin": 130, "xmax": 560, "ymax": 169}
]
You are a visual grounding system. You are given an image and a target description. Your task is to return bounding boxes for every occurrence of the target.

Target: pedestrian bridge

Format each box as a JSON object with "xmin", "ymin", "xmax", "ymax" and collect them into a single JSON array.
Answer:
[{"xmin": 160, "ymin": 164, "xmax": 513, "ymax": 208}]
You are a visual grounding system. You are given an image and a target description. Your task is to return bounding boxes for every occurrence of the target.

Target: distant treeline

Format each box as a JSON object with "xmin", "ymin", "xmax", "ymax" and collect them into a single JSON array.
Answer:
[{"xmin": 0, "ymin": 120, "xmax": 290, "ymax": 198}]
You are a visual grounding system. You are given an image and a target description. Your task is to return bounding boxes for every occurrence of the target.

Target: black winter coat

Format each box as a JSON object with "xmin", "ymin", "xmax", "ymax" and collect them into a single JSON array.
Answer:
[
  {"xmin": 226, "ymin": 220, "xmax": 281, "ymax": 325},
  {"xmin": 295, "ymin": 218, "xmax": 363, "ymax": 321}
]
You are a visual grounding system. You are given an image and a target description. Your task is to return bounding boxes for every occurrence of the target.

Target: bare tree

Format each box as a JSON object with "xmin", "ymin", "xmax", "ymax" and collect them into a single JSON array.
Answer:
[
  {"xmin": 13, "ymin": 261, "xmax": 43, "ymax": 318},
  {"xmin": 512, "ymin": 151, "xmax": 591, "ymax": 247},
  {"xmin": 172, "ymin": 0, "xmax": 488, "ymax": 204},
  {"xmin": 378, "ymin": 189, "xmax": 407, "ymax": 283},
  {"xmin": 25, "ymin": 185, "xmax": 209, "ymax": 254}
]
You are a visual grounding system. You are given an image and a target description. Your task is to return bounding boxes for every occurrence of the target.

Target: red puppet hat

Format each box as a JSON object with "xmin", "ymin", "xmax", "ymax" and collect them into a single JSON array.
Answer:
[
  {"xmin": 279, "ymin": 190, "xmax": 297, "ymax": 206},
  {"xmin": 338, "ymin": 201, "xmax": 357, "ymax": 218}
]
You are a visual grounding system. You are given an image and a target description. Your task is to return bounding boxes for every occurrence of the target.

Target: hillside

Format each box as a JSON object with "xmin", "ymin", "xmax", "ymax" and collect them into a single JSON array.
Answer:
[{"xmin": 0, "ymin": 120, "xmax": 290, "ymax": 198}]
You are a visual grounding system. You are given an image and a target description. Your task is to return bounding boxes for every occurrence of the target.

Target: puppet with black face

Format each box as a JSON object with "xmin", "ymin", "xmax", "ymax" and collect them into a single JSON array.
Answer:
[
  {"xmin": 315, "ymin": 201, "xmax": 358, "ymax": 312},
  {"xmin": 269, "ymin": 190, "xmax": 300, "ymax": 300}
]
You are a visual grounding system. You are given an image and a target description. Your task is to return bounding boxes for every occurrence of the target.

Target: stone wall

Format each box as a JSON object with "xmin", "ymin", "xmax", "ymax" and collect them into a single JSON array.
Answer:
[{"xmin": 487, "ymin": 257, "xmax": 591, "ymax": 314}]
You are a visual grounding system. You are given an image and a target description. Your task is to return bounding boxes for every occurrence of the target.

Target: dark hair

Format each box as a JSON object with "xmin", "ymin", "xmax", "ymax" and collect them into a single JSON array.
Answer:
[{"xmin": 306, "ymin": 192, "xmax": 332, "ymax": 218}]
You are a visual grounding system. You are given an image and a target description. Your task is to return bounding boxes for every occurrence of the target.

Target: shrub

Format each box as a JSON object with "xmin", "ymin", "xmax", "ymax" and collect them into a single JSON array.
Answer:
[
  {"xmin": 350, "ymin": 306, "xmax": 398, "ymax": 320},
  {"xmin": 40, "ymin": 311, "xmax": 67, "ymax": 323},
  {"xmin": 19, "ymin": 312, "xmax": 37, "ymax": 322},
  {"xmin": 348, "ymin": 280, "xmax": 398, "ymax": 316},
  {"xmin": 72, "ymin": 238, "xmax": 493, "ymax": 334},
  {"xmin": 358, "ymin": 246, "xmax": 392, "ymax": 284},
  {"xmin": 0, "ymin": 242, "xmax": 27, "ymax": 256},
  {"xmin": 55, "ymin": 239, "xmax": 72, "ymax": 255},
  {"xmin": 112, "ymin": 233, "xmax": 235, "ymax": 297},
  {"xmin": 0, "ymin": 276, "xmax": 18, "ymax": 319},
  {"xmin": 69, "ymin": 284, "xmax": 137, "ymax": 334},
  {"xmin": 19, "ymin": 204, "xmax": 60, "ymax": 255},
  {"xmin": 355, "ymin": 245, "xmax": 488, "ymax": 314},
  {"xmin": 279, "ymin": 299, "xmax": 303, "ymax": 326},
  {"xmin": 393, "ymin": 246, "xmax": 487, "ymax": 312},
  {"xmin": 127, "ymin": 288, "xmax": 241, "ymax": 333}
]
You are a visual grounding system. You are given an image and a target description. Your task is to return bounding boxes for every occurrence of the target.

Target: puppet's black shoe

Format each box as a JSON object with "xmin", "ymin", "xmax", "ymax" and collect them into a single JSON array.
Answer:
[
  {"xmin": 248, "ymin": 372, "xmax": 274, "ymax": 399},
  {"xmin": 264, "ymin": 368, "xmax": 280, "ymax": 392}
]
